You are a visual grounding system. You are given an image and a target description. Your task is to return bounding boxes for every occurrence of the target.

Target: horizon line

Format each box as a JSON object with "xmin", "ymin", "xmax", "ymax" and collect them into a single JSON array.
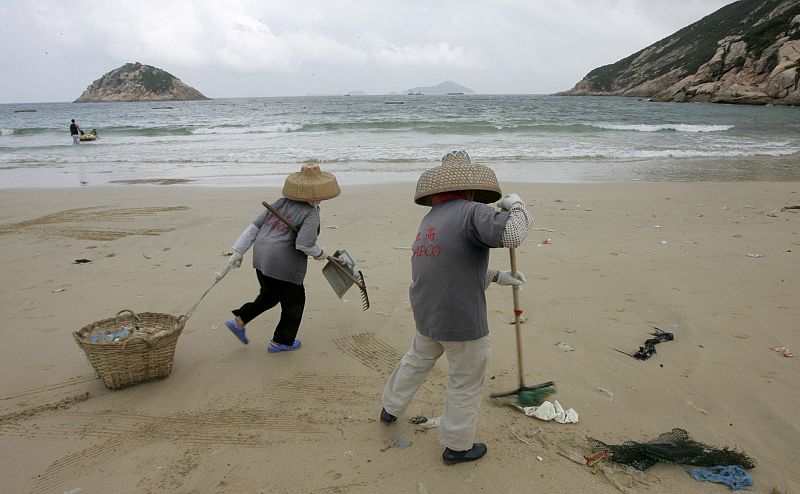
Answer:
[{"xmin": 2, "ymin": 92, "xmax": 593, "ymax": 105}]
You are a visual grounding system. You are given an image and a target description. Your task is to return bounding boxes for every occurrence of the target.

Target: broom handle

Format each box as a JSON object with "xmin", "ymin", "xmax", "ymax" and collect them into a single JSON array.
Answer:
[
  {"xmin": 261, "ymin": 200, "xmax": 363, "ymax": 287},
  {"xmin": 510, "ymin": 247, "xmax": 526, "ymax": 388}
]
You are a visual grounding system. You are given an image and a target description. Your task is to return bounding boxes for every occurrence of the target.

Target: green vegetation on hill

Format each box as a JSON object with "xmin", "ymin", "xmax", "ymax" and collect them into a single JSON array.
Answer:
[
  {"xmin": 584, "ymin": 52, "xmax": 642, "ymax": 92},
  {"xmin": 139, "ymin": 66, "xmax": 174, "ymax": 92},
  {"xmin": 743, "ymin": 3, "xmax": 800, "ymax": 56},
  {"xmin": 92, "ymin": 62, "xmax": 175, "ymax": 92},
  {"xmin": 584, "ymin": 0, "xmax": 789, "ymax": 91}
]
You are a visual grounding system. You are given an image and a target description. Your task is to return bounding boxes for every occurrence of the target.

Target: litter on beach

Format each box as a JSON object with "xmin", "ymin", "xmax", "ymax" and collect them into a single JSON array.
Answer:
[
  {"xmin": 587, "ymin": 428, "xmax": 756, "ymax": 471},
  {"xmin": 409, "ymin": 416, "xmax": 441, "ymax": 429},
  {"xmin": 771, "ymin": 346, "xmax": 794, "ymax": 357},
  {"xmin": 516, "ymin": 400, "xmax": 579, "ymax": 424},
  {"xmin": 555, "ymin": 341, "xmax": 574, "ymax": 352},
  {"xmin": 380, "ymin": 437, "xmax": 412, "ymax": 452},
  {"xmin": 685, "ymin": 465, "xmax": 753, "ymax": 490},
  {"xmin": 419, "ymin": 417, "xmax": 441, "ymax": 429},
  {"xmin": 613, "ymin": 327, "xmax": 674, "ymax": 360},
  {"xmin": 596, "ymin": 387, "xmax": 614, "ymax": 401}
]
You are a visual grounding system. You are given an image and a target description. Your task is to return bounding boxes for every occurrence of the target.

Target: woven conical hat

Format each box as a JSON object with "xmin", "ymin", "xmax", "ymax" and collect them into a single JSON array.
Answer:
[
  {"xmin": 282, "ymin": 163, "xmax": 341, "ymax": 202},
  {"xmin": 414, "ymin": 151, "xmax": 502, "ymax": 206}
]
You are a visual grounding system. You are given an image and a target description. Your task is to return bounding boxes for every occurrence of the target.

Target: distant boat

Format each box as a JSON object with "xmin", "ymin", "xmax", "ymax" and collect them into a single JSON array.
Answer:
[
  {"xmin": 446, "ymin": 92, "xmax": 464, "ymax": 95},
  {"xmin": 407, "ymin": 91, "xmax": 423, "ymax": 95},
  {"xmin": 13, "ymin": 109, "xmax": 37, "ymax": 113},
  {"xmin": 385, "ymin": 101, "xmax": 405, "ymax": 105}
]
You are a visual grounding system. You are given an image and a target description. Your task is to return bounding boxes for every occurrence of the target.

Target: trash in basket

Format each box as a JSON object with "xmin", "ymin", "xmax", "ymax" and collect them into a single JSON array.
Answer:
[
  {"xmin": 74, "ymin": 309, "xmax": 186, "ymax": 390},
  {"xmin": 88, "ymin": 327, "xmax": 131, "ymax": 343},
  {"xmin": 73, "ymin": 262, "xmax": 233, "ymax": 390}
]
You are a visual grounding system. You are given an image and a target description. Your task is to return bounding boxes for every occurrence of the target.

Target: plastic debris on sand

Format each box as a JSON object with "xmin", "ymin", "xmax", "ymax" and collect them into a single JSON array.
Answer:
[
  {"xmin": 409, "ymin": 416, "xmax": 441, "ymax": 429},
  {"xmin": 519, "ymin": 400, "xmax": 578, "ymax": 423},
  {"xmin": 596, "ymin": 387, "xmax": 614, "ymax": 401},
  {"xmin": 381, "ymin": 437, "xmax": 412, "ymax": 452},
  {"xmin": 555, "ymin": 341, "xmax": 574, "ymax": 352},
  {"xmin": 686, "ymin": 465, "xmax": 753, "ymax": 490},
  {"xmin": 771, "ymin": 346, "xmax": 794, "ymax": 357}
]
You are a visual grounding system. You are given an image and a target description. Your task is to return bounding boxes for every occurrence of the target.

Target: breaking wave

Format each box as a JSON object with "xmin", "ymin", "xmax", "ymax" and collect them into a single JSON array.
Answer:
[{"xmin": 591, "ymin": 123, "xmax": 734, "ymax": 132}]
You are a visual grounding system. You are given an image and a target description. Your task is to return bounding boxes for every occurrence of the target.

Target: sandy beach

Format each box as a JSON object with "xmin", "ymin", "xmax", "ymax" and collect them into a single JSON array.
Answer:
[{"xmin": 0, "ymin": 181, "xmax": 798, "ymax": 493}]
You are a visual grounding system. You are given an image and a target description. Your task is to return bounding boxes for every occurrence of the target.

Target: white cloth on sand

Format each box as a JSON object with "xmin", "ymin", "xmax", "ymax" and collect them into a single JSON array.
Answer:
[{"xmin": 521, "ymin": 400, "xmax": 579, "ymax": 423}]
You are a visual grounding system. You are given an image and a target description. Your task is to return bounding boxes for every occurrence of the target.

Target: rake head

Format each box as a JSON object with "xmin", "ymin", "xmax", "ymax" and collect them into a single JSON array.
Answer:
[{"xmin": 356, "ymin": 271, "xmax": 370, "ymax": 311}]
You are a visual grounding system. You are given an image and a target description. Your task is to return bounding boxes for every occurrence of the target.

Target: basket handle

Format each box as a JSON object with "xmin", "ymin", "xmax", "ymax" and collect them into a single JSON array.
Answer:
[
  {"xmin": 122, "ymin": 335, "xmax": 152, "ymax": 350},
  {"xmin": 115, "ymin": 309, "xmax": 141, "ymax": 329}
]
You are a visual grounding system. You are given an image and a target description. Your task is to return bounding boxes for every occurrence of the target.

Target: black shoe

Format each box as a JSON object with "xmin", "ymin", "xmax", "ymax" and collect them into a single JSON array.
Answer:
[
  {"xmin": 379, "ymin": 408, "xmax": 397, "ymax": 425},
  {"xmin": 442, "ymin": 443, "xmax": 488, "ymax": 464}
]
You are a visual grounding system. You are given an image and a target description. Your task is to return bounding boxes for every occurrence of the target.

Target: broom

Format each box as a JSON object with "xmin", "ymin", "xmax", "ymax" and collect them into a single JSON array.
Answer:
[{"xmin": 490, "ymin": 247, "xmax": 555, "ymax": 406}]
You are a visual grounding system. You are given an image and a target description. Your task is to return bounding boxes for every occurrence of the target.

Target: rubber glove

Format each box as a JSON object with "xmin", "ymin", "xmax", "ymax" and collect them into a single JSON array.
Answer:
[
  {"xmin": 228, "ymin": 251, "xmax": 244, "ymax": 268},
  {"xmin": 497, "ymin": 270, "xmax": 526, "ymax": 286},
  {"xmin": 497, "ymin": 193, "xmax": 524, "ymax": 211}
]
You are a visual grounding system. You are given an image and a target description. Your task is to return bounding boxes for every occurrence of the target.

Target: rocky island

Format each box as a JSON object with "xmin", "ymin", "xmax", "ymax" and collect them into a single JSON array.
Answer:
[
  {"xmin": 74, "ymin": 63, "xmax": 210, "ymax": 103},
  {"xmin": 560, "ymin": 0, "xmax": 800, "ymax": 106},
  {"xmin": 404, "ymin": 81, "xmax": 475, "ymax": 95}
]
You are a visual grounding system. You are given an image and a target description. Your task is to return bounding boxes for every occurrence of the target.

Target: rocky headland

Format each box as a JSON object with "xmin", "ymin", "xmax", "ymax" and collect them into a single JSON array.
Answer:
[
  {"xmin": 560, "ymin": 0, "xmax": 800, "ymax": 106},
  {"xmin": 74, "ymin": 63, "xmax": 209, "ymax": 103}
]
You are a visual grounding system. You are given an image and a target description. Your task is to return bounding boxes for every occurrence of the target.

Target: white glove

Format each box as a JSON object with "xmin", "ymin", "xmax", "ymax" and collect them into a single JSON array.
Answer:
[
  {"xmin": 497, "ymin": 193, "xmax": 524, "ymax": 211},
  {"xmin": 497, "ymin": 270, "xmax": 526, "ymax": 286},
  {"xmin": 331, "ymin": 252, "xmax": 348, "ymax": 265},
  {"xmin": 313, "ymin": 247, "xmax": 327, "ymax": 261},
  {"xmin": 228, "ymin": 251, "xmax": 243, "ymax": 268}
]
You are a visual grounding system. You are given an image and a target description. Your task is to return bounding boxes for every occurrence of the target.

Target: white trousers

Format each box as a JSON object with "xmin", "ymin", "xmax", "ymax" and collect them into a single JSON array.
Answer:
[{"xmin": 382, "ymin": 332, "xmax": 491, "ymax": 451}]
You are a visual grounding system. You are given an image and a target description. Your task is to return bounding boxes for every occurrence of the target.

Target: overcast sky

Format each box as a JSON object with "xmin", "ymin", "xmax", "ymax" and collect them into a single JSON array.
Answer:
[{"xmin": 1, "ymin": 0, "xmax": 735, "ymax": 103}]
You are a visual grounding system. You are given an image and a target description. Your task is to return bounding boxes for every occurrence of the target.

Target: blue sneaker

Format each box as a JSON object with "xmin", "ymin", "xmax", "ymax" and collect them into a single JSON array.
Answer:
[
  {"xmin": 268, "ymin": 339, "xmax": 301, "ymax": 353},
  {"xmin": 225, "ymin": 320, "xmax": 249, "ymax": 345}
]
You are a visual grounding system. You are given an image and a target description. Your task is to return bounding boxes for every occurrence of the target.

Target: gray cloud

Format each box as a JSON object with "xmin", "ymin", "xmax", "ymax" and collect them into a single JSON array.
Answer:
[{"xmin": 0, "ymin": 0, "xmax": 735, "ymax": 102}]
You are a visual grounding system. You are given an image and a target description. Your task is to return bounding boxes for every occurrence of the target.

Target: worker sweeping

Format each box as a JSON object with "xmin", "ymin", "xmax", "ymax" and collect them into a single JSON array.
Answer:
[
  {"xmin": 379, "ymin": 150, "xmax": 533, "ymax": 464},
  {"xmin": 224, "ymin": 162, "xmax": 346, "ymax": 353}
]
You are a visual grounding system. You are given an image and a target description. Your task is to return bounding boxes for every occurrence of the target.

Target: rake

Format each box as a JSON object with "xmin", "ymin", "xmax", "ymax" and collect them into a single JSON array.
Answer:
[{"xmin": 261, "ymin": 201, "xmax": 370, "ymax": 310}]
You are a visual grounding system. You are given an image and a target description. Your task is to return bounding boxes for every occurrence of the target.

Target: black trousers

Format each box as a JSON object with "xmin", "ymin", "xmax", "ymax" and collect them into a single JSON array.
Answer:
[{"xmin": 232, "ymin": 270, "xmax": 305, "ymax": 346}]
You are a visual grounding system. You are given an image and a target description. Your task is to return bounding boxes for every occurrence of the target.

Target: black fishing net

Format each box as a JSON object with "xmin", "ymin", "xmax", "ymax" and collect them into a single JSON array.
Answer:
[
  {"xmin": 612, "ymin": 327, "xmax": 675, "ymax": 360},
  {"xmin": 633, "ymin": 327, "xmax": 673, "ymax": 360},
  {"xmin": 587, "ymin": 428, "xmax": 756, "ymax": 471}
]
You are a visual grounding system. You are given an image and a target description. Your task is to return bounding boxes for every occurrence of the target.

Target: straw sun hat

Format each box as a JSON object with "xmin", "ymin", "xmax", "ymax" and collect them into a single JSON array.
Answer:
[
  {"xmin": 282, "ymin": 162, "xmax": 341, "ymax": 202},
  {"xmin": 414, "ymin": 150, "xmax": 502, "ymax": 206}
]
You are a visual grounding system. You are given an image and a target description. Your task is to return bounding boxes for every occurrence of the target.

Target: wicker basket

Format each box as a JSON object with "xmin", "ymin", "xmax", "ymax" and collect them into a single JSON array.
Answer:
[{"xmin": 73, "ymin": 309, "xmax": 186, "ymax": 390}]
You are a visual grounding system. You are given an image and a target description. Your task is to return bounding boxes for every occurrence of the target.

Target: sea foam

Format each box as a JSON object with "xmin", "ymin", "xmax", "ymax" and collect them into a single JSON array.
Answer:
[{"xmin": 592, "ymin": 123, "xmax": 734, "ymax": 132}]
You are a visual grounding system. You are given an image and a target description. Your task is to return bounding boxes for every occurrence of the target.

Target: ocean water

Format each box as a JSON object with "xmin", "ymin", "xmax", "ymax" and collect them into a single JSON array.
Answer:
[{"xmin": 1, "ymin": 95, "xmax": 798, "ymax": 188}]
